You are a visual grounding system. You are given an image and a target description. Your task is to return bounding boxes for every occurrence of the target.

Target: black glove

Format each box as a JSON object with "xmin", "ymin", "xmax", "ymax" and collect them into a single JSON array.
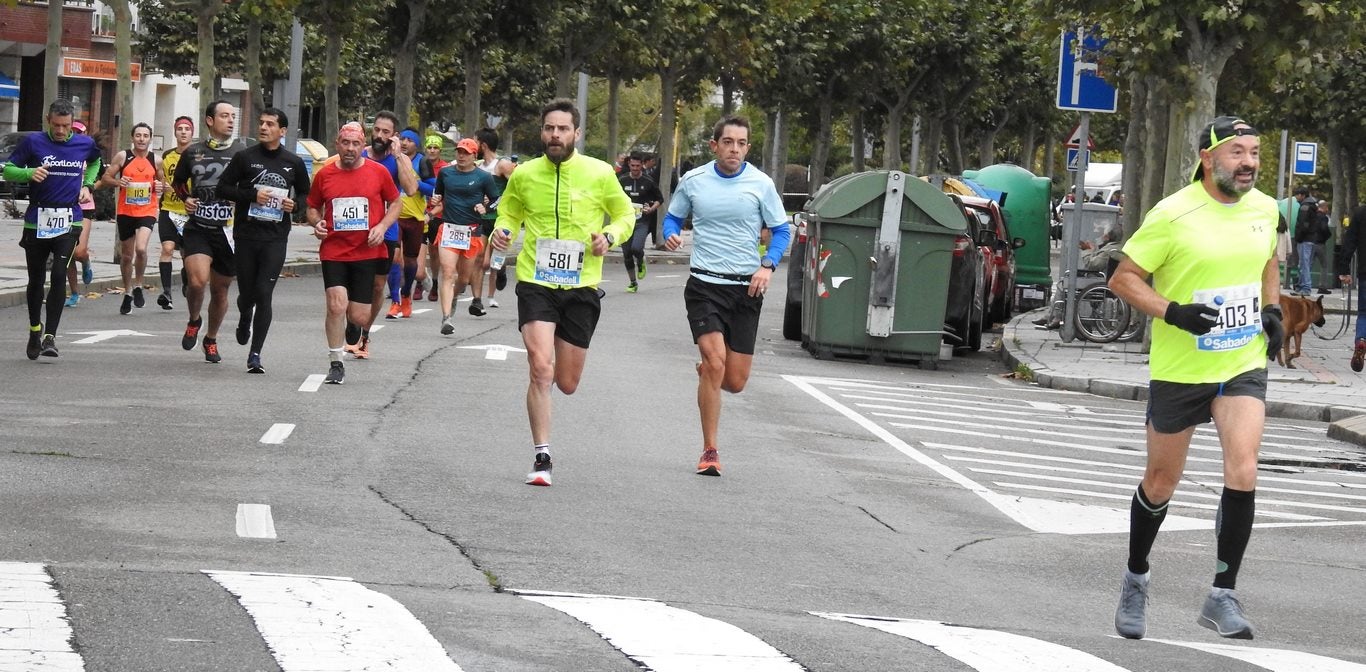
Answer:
[
  {"xmin": 1164, "ymin": 301, "xmax": 1220, "ymax": 335},
  {"xmin": 1262, "ymin": 304, "xmax": 1284, "ymax": 360}
]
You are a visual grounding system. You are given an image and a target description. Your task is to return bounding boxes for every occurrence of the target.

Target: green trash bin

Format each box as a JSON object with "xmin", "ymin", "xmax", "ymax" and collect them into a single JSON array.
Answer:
[
  {"xmin": 801, "ymin": 171, "xmax": 966, "ymax": 364},
  {"xmin": 962, "ymin": 163, "xmax": 1052, "ymax": 309}
]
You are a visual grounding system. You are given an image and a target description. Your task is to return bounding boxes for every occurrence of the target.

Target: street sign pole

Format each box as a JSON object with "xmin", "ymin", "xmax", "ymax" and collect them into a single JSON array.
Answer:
[
  {"xmin": 1061, "ymin": 112, "xmax": 1089, "ymax": 344},
  {"xmin": 1277, "ymin": 130, "xmax": 1288, "ymax": 200}
]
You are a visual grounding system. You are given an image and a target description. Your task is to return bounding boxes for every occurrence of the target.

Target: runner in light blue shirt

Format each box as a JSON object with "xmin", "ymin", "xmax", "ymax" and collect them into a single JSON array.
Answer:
[{"xmin": 663, "ymin": 115, "xmax": 791, "ymax": 477}]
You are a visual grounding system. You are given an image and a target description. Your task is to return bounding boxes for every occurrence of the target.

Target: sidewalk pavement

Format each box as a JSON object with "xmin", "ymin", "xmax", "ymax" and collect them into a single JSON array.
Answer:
[
  {"xmin": 0, "ymin": 213, "xmax": 697, "ymax": 311},
  {"xmin": 1000, "ymin": 305, "xmax": 1366, "ymax": 448}
]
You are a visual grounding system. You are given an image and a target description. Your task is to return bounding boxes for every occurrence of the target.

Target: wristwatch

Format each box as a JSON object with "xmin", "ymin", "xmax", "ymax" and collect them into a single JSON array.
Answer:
[
  {"xmin": 761, "ymin": 259, "xmax": 777, "ymax": 271},
  {"xmin": 603, "ymin": 233, "xmax": 615, "ymax": 246}
]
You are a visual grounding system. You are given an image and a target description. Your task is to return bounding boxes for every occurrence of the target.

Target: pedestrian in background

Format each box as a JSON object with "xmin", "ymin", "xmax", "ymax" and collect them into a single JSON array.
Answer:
[{"xmin": 1335, "ymin": 205, "xmax": 1366, "ymax": 372}]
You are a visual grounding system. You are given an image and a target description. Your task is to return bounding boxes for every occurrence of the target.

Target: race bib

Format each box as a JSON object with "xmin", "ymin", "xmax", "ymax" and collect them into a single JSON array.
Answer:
[
  {"xmin": 37, "ymin": 208, "xmax": 72, "ymax": 239},
  {"xmin": 248, "ymin": 186, "xmax": 288, "ymax": 222},
  {"xmin": 440, "ymin": 223, "xmax": 474, "ymax": 250},
  {"xmin": 125, "ymin": 182, "xmax": 152, "ymax": 206},
  {"xmin": 1192, "ymin": 283, "xmax": 1262, "ymax": 352},
  {"xmin": 534, "ymin": 238, "xmax": 585, "ymax": 285},
  {"xmin": 168, "ymin": 212, "xmax": 189, "ymax": 235},
  {"xmin": 223, "ymin": 225, "xmax": 236, "ymax": 253},
  {"xmin": 332, "ymin": 197, "xmax": 369, "ymax": 232}
]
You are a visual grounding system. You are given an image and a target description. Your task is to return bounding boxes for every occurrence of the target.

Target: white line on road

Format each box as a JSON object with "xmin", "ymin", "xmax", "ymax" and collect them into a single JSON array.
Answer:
[
  {"xmin": 814, "ymin": 613, "xmax": 1131, "ymax": 672},
  {"xmin": 258, "ymin": 424, "xmax": 295, "ymax": 445},
  {"xmin": 1149, "ymin": 638, "xmax": 1366, "ymax": 671},
  {"xmin": 369, "ymin": 324, "xmax": 385, "ymax": 333},
  {"xmin": 0, "ymin": 561, "xmax": 85, "ymax": 672},
  {"xmin": 204, "ymin": 570, "xmax": 462, "ymax": 671},
  {"xmin": 298, "ymin": 374, "xmax": 325, "ymax": 393},
  {"xmin": 235, "ymin": 504, "xmax": 277, "ymax": 539},
  {"xmin": 67, "ymin": 329, "xmax": 152, "ymax": 345},
  {"xmin": 517, "ymin": 590, "xmax": 806, "ymax": 671},
  {"xmin": 411, "ymin": 308, "xmax": 432, "ymax": 315}
]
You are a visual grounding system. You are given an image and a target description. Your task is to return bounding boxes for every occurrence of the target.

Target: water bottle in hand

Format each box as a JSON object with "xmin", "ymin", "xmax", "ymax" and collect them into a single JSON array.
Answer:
[{"xmin": 490, "ymin": 228, "xmax": 511, "ymax": 270}]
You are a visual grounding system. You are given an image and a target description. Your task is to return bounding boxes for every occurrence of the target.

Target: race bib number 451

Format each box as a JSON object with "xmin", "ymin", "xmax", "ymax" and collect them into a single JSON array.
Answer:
[
  {"xmin": 1192, "ymin": 283, "xmax": 1262, "ymax": 352},
  {"xmin": 534, "ymin": 238, "xmax": 585, "ymax": 285},
  {"xmin": 332, "ymin": 197, "xmax": 370, "ymax": 232}
]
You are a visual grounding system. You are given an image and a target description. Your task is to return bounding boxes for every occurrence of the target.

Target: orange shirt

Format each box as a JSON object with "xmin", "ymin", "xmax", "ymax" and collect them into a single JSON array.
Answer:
[{"xmin": 116, "ymin": 151, "xmax": 159, "ymax": 218}]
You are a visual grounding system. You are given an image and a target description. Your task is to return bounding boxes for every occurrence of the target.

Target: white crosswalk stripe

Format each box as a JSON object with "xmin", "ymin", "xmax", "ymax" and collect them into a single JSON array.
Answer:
[
  {"xmin": 786, "ymin": 374, "xmax": 1366, "ymax": 535},
  {"xmin": 0, "ymin": 562, "xmax": 84, "ymax": 672},
  {"xmin": 1150, "ymin": 638, "xmax": 1366, "ymax": 671}
]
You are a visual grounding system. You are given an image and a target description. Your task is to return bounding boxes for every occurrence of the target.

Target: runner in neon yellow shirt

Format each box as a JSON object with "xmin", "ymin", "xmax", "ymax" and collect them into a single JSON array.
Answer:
[
  {"xmin": 489, "ymin": 99, "xmax": 634, "ymax": 487},
  {"xmin": 1109, "ymin": 116, "xmax": 1283, "ymax": 642}
]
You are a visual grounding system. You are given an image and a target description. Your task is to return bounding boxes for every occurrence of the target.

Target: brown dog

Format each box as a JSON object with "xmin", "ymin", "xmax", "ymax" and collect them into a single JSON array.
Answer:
[{"xmin": 1278, "ymin": 295, "xmax": 1326, "ymax": 368}]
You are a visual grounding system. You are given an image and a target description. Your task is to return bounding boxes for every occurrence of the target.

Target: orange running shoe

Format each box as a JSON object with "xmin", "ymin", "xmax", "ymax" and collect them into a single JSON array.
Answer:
[
  {"xmin": 401, "ymin": 296, "xmax": 413, "ymax": 318},
  {"xmin": 354, "ymin": 335, "xmax": 370, "ymax": 359},
  {"xmin": 696, "ymin": 447, "xmax": 721, "ymax": 476},
  {"xmin": 386, "ymin": 301, "xmax": 401, "ymax": 319}
]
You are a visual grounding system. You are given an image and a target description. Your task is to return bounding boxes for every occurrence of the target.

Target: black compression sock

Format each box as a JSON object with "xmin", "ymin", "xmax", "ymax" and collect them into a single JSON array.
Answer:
[
  {"xmin": 1213, "ymin": 487, "xmax": 1256, "ymax": 589},
  {"xmin": 159, "ymin": 262, "xmax": 172, "ymax": 293},
  {"xmin": 1127, "ymin": 483, "xmax": 1169, "ymax": 575}
]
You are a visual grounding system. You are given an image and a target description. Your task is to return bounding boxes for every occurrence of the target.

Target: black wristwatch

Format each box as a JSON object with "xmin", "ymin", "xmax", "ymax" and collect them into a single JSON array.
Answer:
[
  {"xmin": 603, "ymin": 233, "xmax": 615, "ymax": 246},
  {"xmin": 761, "ymin": 259, "xmax": 777, "ymax": 271}
]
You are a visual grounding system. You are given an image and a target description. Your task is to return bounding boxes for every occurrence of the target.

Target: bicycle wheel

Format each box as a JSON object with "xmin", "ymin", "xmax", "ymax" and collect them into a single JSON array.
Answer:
[{"xmin": 1074, "ymin": 285, "xmax": 1128, "ymax": 343}]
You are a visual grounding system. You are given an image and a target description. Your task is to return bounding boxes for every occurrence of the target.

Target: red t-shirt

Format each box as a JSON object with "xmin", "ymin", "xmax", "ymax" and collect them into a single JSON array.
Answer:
[{"xmin": 307, "ymin": 159, "xmax": 399, "ymax": 262}]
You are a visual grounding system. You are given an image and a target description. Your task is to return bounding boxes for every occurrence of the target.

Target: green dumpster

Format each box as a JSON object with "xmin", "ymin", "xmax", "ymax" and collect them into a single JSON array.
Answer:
[
  {"xmin": 801, "ymin": 170, "xmax": 966, "ymax": 364},
  {"xmin": 962, "ymin": 163, "xmax": 1052, "ymax": 309}
]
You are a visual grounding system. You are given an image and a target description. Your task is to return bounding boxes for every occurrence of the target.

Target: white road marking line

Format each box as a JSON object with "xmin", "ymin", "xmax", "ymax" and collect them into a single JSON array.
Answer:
[
  {"xmin": 411, "ymin": 308, "xmax": 432, "ymax": 315},
  {"xmin": 369, "ymin": 324, "xmax": 385, "ymax": 333},
  {"xmin": 656, "ymin": 274, "xmax": 681, "ymax": 278},
  {"xmin": 205, "ymin": 570, "xmax": 462, "ymax": 671},
  {"xmin": 258, "ymin": 424, "xmax": 295, "ymax": 445},
  {"xmin": 235, "ymin": 504, "xmax": 277, "ymax": 539},
  {"xmin": 0, "ymin": 561, "xmax": 85, "ymax": 672},
  {"xmin": 814, "ymin": 613, "xmax": 1131, "ymax": 672},
  {"xmin": 517, "ymin": 591, "xmax": 806, "ymax": 671},
  {"xmin": 891, "ymin": 421, "xmax": 1230, "ymax": 465},
  {"xmin": 1149, "ymin": 638, "xmax": 1366, "ymax": 671},
  {"xmin": 68, "ymin": 329, "xmax": 153, "ymax": 345},
  {"xmin": 298, "ymin": 374, "xmax": 325, "ymax": 393},
  {"xmin": 459, "ymin": 344, "xmax": 526, "ymax": 360},
  {"xmin": 990, "ymin": 483, "xmax": 1321, "ymax": 521}
]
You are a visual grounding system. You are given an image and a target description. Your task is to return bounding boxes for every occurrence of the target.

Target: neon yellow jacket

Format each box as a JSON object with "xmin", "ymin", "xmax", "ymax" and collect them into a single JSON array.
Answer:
[{"xmin": 495, "ymin": 152, "xmax": 634, "ymax": 289}]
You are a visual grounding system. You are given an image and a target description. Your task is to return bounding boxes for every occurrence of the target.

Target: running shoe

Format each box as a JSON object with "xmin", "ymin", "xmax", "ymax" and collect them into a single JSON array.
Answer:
[
  {"xmin": 488, "ymin": 297, "xmax": 499, "ymax": 308},
  {"xmin": 64, "ymin": 293, "xmax": 80, "ymax": 307},
  {"xmin": 401, "ymin": 296, "xmax": 413, "ymax": 318},
  {"xmin": 202, "ymin": 338, "xmax": 221, "ymax": 363},
  {"xmin": 157, "ymin": 291, "xmax": 171, "ymax": 309},
  {"xmin": 324, "ymin": 361, "xmax": 345, "ymax": 385},
  {"xmin": 428, "ymin": 286, "xmax": 438, "ymax": 302},
  {"xmin": 1114, "ymin": 569, "xmax": 1150, "ymax": 639},
  {"xmin": 247, "ymin": 352, "xmax": 264, "ymax": 374},
  {"xmin": 526, "ymin": 452, "xmax": 553, "ymax": 486},
  {"xmin": 696, "ymin": 447, "xmax": 721, "ymax": 476},
  {"xmin": 354, "ymin": 336, "xmax": 370, "ymax": 359},
  {"xmin": 345, "ymin": 321, "xmax": 361, "ymax": 346},
  {"xmin": 39, "ymin": 334, "xmax": 58, "ymax": 358},
  {"xmin": 132, "ymin": 286, "xmax": 145, "ymax": 308},
  {"xmin": 120, "ymin": 294, "xmax": 133, "ymax": 315},
  {"xmin": 1353, "ymin": 339, "xmax": 1366, "ymax": 373},
  {"xmin": 386, "ymin": 301, "xmax": 401, "ymax": 319},
  {"xmin": 236, "ymin": 315, "xmax": 251, "ymax": 346},
  {"xmin": 181, "ymin": 318, "xmax": 202, "ymax": 350},
  {"xmin": 440, "ymin": 317, "xmax": 454, "ymax": 335},
  {"xmin": 469, "ymin": 298, "xmax": 486, "ymax": 316},
  {"xmin": 637, "ymin": 257, "xmax": 646, "ymax": 280},
  {"xmin": 626, "ymin": 282, "xmax": 638, "ymax": 294},
  {"xmin": 1198, "ymin": 587, "xmax": 1254, "ymax": 639},
  {"xmin": 25, "ymin": 328, "xmax": 41, "ymax": 361},
  {"xmin": 82, "ymin": 262, "xmax": 93, "ymax": 286},
  {"xmin": 496, "ymin": 267, "xmax": 508, "ymax": 291}
]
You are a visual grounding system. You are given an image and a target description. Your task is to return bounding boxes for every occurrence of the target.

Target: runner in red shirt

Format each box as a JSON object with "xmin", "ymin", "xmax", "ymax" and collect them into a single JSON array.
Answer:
[{"xmin": 306, "ymin": 123, "xmax": 402, "ymax": 384}]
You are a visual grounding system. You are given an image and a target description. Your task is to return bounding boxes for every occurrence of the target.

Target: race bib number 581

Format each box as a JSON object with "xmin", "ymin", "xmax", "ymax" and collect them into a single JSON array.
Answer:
[{"xmin": 534, "ymin": 238, "xmax": 585, "ymax": 285}]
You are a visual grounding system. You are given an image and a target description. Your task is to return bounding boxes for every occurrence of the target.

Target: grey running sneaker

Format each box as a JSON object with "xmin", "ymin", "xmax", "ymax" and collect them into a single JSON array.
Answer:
[
  {"xmin": 39, "ymin": 334, "xmax": 59, "ymax": 358},
  {"xmin": 526, "ymin": 452, "xmax": 552, "ymax": 486},
  {"xmin": 440, "ymin": 316, "xmax": 454, "ymax": 335},
  {"xmin": 1115, "ymin": 569, "xmax": 1150, "ymax": 639},
  {"xmin": 1198, "ymin": 587, "xmax": 1254, "ymax": 639},
  {"xmin": 324, "ymin": 361, "xmax": 345, "ymax": 385}
]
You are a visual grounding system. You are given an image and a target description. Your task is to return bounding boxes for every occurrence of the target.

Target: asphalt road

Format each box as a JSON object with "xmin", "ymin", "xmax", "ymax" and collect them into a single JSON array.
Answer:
[{"xmin": 3, "ymin": 260, "xmax": 1365, "ymax": 672}]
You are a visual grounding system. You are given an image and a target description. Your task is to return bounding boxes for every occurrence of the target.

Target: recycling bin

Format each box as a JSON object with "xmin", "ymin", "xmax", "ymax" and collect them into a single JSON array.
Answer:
[{"xmin": 963, "ymin": 163, "xmax": 1052, "ymax": 309}]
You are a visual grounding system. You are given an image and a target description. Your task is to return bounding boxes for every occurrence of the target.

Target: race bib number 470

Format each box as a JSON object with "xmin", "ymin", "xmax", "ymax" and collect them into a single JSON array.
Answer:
[
  {"xmin": 1192, "ymin": 283, "xmax": 1262, "ymax": 352},
  {"xmin": 37, "ymin": 208, "xmax": 73, "ymax": 239},
  {"xmin": 534, "ymin": 238, "xmax": 585, "ymax": 285},
  {"xmin": 332, "ymin": 197, "xmax": 370, "ymax": 232}
]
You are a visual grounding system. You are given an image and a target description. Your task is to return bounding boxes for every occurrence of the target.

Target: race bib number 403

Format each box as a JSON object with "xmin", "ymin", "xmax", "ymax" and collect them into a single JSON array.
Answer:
[
  {"xmin": 37, "ymin": 208, "xmax": 73, "ymax": 239},
  {"xmin": 534, "ymin": 238, "xmax": 585, "ymax": 285},
  {"xmin": 332, "ymin": 197, "xmax": 370, "ymax": 232},
  {"xmin": 1192, "ymin": 283, "xmax": 1262, "ymax": 352}
]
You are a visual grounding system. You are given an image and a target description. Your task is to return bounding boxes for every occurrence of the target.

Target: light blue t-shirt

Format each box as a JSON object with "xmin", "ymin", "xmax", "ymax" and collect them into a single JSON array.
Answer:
[{"xmin": 666, "ymin": 161, "xmax": 787, "ymax": 285}]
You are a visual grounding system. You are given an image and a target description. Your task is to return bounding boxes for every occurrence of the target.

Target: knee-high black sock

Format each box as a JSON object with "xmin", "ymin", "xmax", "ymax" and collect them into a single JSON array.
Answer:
[
  {"xmin": 159, "ymin": 261, "xmax": 173, "ymax": 293},
  {"xmin": 1128, "ymin": 483, "xmax": 1169, "ymax": 574},
  {"xmin": 1213, "ymin": 487, "xmax": 1256, "ymax": 589},
  {"xmin": 402, "ymin": 260, "xmax": 418, "ymax": 297}
]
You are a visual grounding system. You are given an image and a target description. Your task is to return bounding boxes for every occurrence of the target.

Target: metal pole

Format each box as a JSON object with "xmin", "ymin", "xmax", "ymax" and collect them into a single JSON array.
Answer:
[
  {"xmin": 1277, "ymin": 129, "xmax": 1288, "ymax": 200},
  {"xmin": 575, "ymin": 71, "xmax": 589, "ymax": 153},
  {"xmin": 1061, "ymin": 112, "xmax": 1089, "ymax": 343},
  {"xmin": 284, "ymin": 18, "xmax": 304, "ymax": 148}
]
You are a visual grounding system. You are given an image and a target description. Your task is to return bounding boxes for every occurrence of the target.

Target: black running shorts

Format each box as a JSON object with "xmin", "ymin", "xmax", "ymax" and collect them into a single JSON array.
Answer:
[
  {"xmin": 116, "ymin": 214, "xmax": 156, "ymax": 242},
  {"xmin": 1146, "ymin": 368, "xmax": 1268, "ymax": 434},
  {"xmin": 515, "ymin": 282, "xmax": 601, "ymax": 349},
  {"xmin": 158, "ymin": 210, "xmax": 185, "ymax": 247},
  {"xmin": 322, "ymin": 259, "xmax": 383, "ymax": 304},
  {"xmin": 181, "ymin": 225, "xmax": 236, "ymax": 277},
  {"xmin": 684, "ymin": 275, "xmax": 763, "ymax": 355}
]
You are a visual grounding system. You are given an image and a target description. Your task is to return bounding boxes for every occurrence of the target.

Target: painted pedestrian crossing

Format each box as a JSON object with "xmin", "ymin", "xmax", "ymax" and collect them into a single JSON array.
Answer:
[
  {"xmin": 2, "ymin": 566, "xmax": 1364, "ymax": 671},
  {"xmin": 785, "ymin": 375, "xmax": 1366, "ymax": 535}
]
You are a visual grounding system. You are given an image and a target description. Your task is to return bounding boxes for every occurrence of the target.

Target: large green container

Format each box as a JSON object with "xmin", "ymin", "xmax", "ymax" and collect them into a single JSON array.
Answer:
[
  {"xmin": 801, "ymin": 171, "xmax": 965, "ymax": 364},
  {"xmin": 962, "ymin": 163, "xmax": 1052, "ymax": 307}
]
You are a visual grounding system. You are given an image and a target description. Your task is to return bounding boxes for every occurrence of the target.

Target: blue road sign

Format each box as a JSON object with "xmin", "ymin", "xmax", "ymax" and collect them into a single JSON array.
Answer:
[
  {"xmin": 1066, "ymin": 147, "xmax": 1089, "ymax": 172},
  {"xmin": 1056, "ymin": 29, "xmax": 1118, "ymax": 113},
  {"xmin": 1293, "ymin": 142, "xmax": 1317, "ymax": 176}
]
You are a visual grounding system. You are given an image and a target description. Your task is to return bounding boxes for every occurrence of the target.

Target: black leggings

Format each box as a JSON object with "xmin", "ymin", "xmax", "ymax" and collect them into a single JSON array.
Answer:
[
  {"xmin": 23, "ymin": 231, "xmax": 76, "ymax": 334},
  {"xmin": 234, "ymin": 238, "xmax": 287, "ymax": 354},
  {"xmin": 623, "ymin": 221, "xmax": 650, "ymax": 280}
]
